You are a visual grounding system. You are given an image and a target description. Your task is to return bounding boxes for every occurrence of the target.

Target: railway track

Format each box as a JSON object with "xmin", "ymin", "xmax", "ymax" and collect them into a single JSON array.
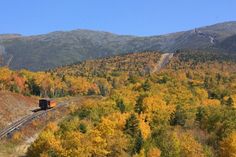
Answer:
[
  {"xmin": 0, "ymin": 101, "xmax": 68, "ymax": 140},
  {"xmin": 152, "ymin": 53, "xmax": 173, "ymax": 73}
]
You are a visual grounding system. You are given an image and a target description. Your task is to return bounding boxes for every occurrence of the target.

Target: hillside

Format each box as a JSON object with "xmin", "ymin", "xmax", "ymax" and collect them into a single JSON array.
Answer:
[
  {"xmin": 1, "ymin": 21, "xmax": 236, "ymax": 71},
  {"xmin": 216, "ymin": 34, "xmax": 236, "ymax": 52},
  {"xmin": 0, "ymin": 50, "xmax": 236, "ymax": 156},
  {"xmin": 55, "ymin": 52, "xmax": 162, "ymax": 77},
  {"xmin": 26, "ymin": 51, "xmax": 236, "ymax": 156},
  {"xmin": 0, "ymin": 91, "xmax": 37, "ymax": 129}
]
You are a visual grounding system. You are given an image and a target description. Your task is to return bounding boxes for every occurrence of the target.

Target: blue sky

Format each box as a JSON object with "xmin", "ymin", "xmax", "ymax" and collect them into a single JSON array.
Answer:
[{"xmin": 0, "ymin": 0, "xmax": 236, "ymax": 36}]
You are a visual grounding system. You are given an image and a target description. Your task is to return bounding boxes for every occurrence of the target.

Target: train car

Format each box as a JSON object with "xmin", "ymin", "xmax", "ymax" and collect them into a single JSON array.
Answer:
[{"xmin": 39, "ymin": 98, "xmax": 57, "ymax": 110}]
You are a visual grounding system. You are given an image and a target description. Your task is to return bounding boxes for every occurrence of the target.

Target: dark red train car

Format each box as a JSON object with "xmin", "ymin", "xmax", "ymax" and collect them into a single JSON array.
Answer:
[{"xmin": 39, "ymin": 98, "xmax": 56, "ymax": 110}]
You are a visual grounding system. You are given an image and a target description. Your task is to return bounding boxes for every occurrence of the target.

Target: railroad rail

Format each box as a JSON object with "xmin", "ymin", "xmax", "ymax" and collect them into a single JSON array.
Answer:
[{"xmin": 0, "ymin": 101, "xmax": 68, "ymax": 140}]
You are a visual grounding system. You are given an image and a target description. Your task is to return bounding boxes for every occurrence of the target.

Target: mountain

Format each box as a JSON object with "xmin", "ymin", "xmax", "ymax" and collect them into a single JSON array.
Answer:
[
  {"xmin": 216, "ymin": 34, "xmax": 236, "ymax": 52},
  {"xmin": 0, "ymin": 21, "xmax": 236, "ymax": 71}
]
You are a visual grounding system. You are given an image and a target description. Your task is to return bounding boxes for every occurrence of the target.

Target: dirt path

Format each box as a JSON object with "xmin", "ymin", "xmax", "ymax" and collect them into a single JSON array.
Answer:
[{"xmin": 152, "ymin": 53, "xmax": 173, "ymax": 73}]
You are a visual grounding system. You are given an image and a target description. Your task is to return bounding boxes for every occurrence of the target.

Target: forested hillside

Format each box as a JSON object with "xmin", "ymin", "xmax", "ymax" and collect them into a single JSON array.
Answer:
[
  {"xmin": 1, "ymin": 50, "xmax": 235, "ymax": 156},
  {"xmin": 55, "ymin": 52, "xmax": 162, "ymax": 77}
]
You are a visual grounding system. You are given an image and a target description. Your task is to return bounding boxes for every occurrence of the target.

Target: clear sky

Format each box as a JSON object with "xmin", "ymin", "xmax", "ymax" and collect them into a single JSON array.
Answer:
[{"xmin": 0, "ymin": 0, "xmax": 236, "ymax": 36}]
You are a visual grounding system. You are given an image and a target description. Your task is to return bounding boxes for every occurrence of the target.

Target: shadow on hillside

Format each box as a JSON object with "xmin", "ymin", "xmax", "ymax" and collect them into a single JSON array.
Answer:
[{"xmin": 31, "ymin": 108, "xmax": 42, "ymax": 113}]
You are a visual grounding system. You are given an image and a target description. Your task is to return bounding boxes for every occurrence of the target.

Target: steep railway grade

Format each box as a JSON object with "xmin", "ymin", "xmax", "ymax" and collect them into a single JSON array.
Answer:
[
  {"xmin": 0, "ymin": 101, "xmax": 68, "ymax": 140},
  {"xmin": 152, "ymin": 53, "xmax": 173, "ymax": 73}
]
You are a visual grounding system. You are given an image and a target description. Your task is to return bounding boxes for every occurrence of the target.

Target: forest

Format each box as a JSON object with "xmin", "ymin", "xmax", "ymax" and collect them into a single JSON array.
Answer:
[{"xmin": 0, "ymin": 50, "xmax": 236, "ymax": 157}]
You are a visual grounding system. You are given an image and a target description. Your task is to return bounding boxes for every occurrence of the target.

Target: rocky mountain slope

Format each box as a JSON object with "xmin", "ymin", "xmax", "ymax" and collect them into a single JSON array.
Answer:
[
  {"xmin": 216, "ymin": 34, "xmax": 236, "ymax": 52},
  {"xmin": 0, "ymin": 21, "xmax": 236, "ymax": 71}
]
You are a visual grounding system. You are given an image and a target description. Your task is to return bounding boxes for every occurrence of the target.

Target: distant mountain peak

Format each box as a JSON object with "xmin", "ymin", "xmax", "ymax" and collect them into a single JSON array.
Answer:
[
  {"xmin": 0, "ymin": 34, "xmax": 22, "ymax": 40},
  {"xmin": 0, "ymin": 21, "xmax": 236, "ymax": 71}
]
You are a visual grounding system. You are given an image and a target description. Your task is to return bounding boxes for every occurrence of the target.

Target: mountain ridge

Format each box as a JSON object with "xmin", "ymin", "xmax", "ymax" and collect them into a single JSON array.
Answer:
[{"xmin": 0, "ymin": 21, "xmax": 236, "ymax": 71}]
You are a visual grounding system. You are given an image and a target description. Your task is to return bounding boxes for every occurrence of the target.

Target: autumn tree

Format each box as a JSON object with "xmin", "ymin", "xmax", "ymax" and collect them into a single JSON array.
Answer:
[
  {"xmin": 147, "ymin": 147, "xmax": 161, "ymax": 157},
  {"xmin": 139, "ymin": 119, "xmax": 151, "ymax": 140},
  {"xmin": 179, "ymin": 133, "xmax": 205, "ymax": 157},
  {"xmin": 26, "ymin": 123, "xmax": 63, "ymax": 157},
  {"xmin": 65, "ymin": 76, "xmax": 90, "ymax": 96},
  {"xmin": 97, "ymin": 118, "xmax": 129, "ymax": 156},
  {"xmin": 112, "ymin": 77, "xmax": 120, "ymax": 89},
  {"xmin": 220, "ymin": 131, "xmax": 236, "ymax": 157},
  {"xmin": 96, "ymin": 78, "xmax": 111, "ymax": 96},
  {"xmin": 0, "ymin": 67, "xmax": 11, "ymax": 90},
  {"xmin": 152, "ymin": 130, "xmax": 181, "ymax": 157},
  {"xmin": 34, "ymin": 72, "xmax": 54, "ymax": 97}
]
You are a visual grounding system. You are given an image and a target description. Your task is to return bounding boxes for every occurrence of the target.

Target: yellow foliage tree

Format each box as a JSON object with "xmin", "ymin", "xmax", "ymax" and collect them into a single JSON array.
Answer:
[
  {"xmin": 97, "ymin": 117, "xmax": 129, "ymax": 156},
  {"xmin": 194, "ymin": 87, "xmax": 208, "ymax": 102},
  {"xmin": 139, "ymin": 118, "xmax": 151, "ymax": 140},
  {"xmin": 106, "ymin": 112, "xmax": 130, "ymax": 130},
  {"xmin": 0, "ymin": 67, "xmax": 11, "ymax": 90},
  {"xmin": 202, "ymin": 99, "xmax": 221, "ymax": 106},
  {"xmin": 61, "ymin": 131, "xmax": 85, "ymax": 156},
  {"xmin": 143, "ymin": 95, "xmax": 166, "ymax": 113},
  {"xmin": 220, "ymin": 132, "xmax": 236, "ymax": 157},
  {"xmin": 87, "ymin": 129, "xmax": 109, "ymax": 156},
  {"xmin": 179, "ymin": 133, "xmax": 205, "ymax": 157},
  {"xmin": 147, "ymin": 147, "xmax": 161, "ymax": 157},
  {"xmin": 27, "ymin": 129, "xmax": 64, "ymax": 157},
  {"xmin": 65, "ymin": 76, "xmax": 91, "ymax": 95},
  {"xmin": 142, "ymin": 95, "xmax": 175, "ymax": 125}
]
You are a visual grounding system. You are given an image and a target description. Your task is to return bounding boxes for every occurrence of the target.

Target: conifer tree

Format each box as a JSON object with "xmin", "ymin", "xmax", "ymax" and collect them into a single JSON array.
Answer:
[{"xmin": 125, "ymin": 113, "xmax": 140, "ymax": 136}]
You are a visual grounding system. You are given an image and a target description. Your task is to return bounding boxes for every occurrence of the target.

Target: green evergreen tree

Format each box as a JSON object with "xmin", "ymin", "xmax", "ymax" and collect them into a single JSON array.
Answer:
[
  {"xmin": 133, "ymin": 130, "xmax": 144, "ymax": 155},
  {"xmin": 99, "ymin": 85, "xmax": 107, "ymax": 96},
  {"xmin": 128, "ymin": 73, "xmax": 139, "ymax": 84},
  {"xmin": 134, "ymin": 95, "xmax": 147, "ymax": 115},
  {"xmin": 116, "ymin": 99, "xmax": 126, "ymax": 113},
  {"xmin": 196, "ymin": 107, "xmax": 206, "ymax": 122},
  {"xmin": 226, "ymin": 96, "xmax": 234, "ymax": 107},
  {"xmin": 79, "ymin": 123, "xmax": 87, "ymax": 133},
  {"xmin": 170, "ymin": 105, "xmax": 187, "ymax": 126},
  {"xmin": 125, "ymin": 113, "xmax": 140, "ymax": 136},
  {"xmin": 142, "ymin": 79, "xmax": 151, "ymax": 91},
  {"xmin": 195, "ymin": 107, "xmax": 208, "ymax": 129}
]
